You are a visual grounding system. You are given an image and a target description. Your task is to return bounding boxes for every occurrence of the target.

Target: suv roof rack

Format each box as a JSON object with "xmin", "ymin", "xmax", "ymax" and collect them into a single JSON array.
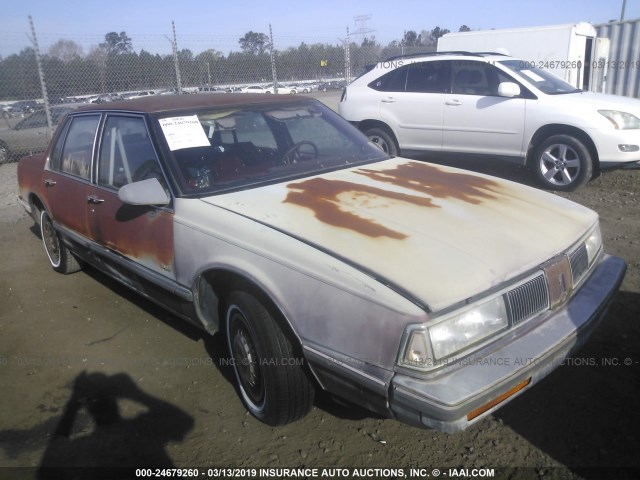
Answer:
[{"xmin": 382, "ymin": 51, "xmax": 510, "ymax": 62}]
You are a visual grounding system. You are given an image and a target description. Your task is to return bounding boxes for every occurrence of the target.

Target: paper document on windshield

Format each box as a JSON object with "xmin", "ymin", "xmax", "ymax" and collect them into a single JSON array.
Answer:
[{"xmin": 159, "ymin": 115, "xmax": 210, "ymax": 151}]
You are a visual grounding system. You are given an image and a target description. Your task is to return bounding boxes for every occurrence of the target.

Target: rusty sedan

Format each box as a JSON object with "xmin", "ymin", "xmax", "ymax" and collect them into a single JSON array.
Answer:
[{"xmin": 17, "ymin": 94, "xmax": 626, "ymax": 432}]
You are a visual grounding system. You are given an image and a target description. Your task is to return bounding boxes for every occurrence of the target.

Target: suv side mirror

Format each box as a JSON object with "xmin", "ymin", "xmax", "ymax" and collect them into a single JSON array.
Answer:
[
  {"xmin": 118, "ymin": 178, "xmax": 170, "ymax": 206},
  {"xmin": 497, "ymin": 82, "xmax": 521, "ymax": 98}
]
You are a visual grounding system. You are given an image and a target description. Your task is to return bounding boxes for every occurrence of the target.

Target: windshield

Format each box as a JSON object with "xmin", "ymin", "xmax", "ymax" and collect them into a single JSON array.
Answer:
[
  {"xmin": 155, "ymin": 99, "xmax": 388, "ymax": 196},
  {"xmin": 499, "ymin": 60, "xmax": 580, "ymax": 95}
]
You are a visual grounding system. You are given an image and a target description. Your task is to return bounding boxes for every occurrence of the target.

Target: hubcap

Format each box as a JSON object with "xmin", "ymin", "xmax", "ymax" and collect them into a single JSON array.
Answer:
[
  {"xmin": 369, "ymin": 135, "xmax": 389, "ymax": 154},
  {"xmin": 539, "ymin": 143, "xmax": 581, "ymax": 187},
  {"xmin": 229, "ymin": 311, "xmax": 264, "ymax": 406}
]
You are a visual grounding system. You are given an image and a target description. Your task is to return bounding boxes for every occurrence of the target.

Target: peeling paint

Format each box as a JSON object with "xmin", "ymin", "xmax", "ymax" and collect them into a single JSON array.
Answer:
[{"xmin": 284, "ymin": 161, "xmax": 501, "ymax": 239}]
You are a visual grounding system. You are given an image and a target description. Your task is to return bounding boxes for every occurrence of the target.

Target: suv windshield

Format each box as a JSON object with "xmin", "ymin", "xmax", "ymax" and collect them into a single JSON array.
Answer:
[
  {"xmin": 155, "ymin": 99, "xmax": 388, "ymax": 196},
  {"xmin": 499, "ymin": 59, "xmax": 580, "ymax": 95}
]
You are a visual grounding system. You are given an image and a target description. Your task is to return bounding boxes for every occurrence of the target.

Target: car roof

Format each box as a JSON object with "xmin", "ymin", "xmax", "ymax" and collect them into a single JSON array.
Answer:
[
  {"xmin": 381, "ymin": 51, "xmax": 512, "ymax": 63},
  {"xmin": 75, "ymin": 93, "xmax": 311, "ymax": 115}
]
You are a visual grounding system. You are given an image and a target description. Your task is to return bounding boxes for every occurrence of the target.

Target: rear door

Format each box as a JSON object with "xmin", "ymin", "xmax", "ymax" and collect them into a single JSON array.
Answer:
[
  {"xmin": 374, "ymin": 60, "xmax": 449, "ymax": 151},
  {"xmin": 86, "ymin": 113, "xmax": 176, "ymax": 279},
  {"xmin": 43, "ymin": 114, "xmax": 101, "ymax": 238}
]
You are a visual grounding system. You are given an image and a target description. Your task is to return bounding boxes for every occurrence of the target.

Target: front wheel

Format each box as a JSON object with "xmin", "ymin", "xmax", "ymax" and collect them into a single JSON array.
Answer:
[
  {"xmin": 532, "ymin": 134, "xmax": 593, "ymax": 191},
  {"xmin": 40, "ymin": 210, "xmax": 82, "ymax": 274},
  {"xmin": 225, "ymin": 289, "xmax": 314, "ymax": 425}
]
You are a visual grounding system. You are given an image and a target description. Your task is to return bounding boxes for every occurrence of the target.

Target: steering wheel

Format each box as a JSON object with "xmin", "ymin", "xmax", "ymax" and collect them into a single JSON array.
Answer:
[{"xmin": 280, "ymin": 141, "xmax": 318, "ymax": 165}]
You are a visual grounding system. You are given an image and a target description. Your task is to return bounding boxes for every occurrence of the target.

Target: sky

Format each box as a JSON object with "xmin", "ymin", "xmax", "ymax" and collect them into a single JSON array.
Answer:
[{"xmin": 1, "ymin": 0, "xmax": 639, "ymax": 58}]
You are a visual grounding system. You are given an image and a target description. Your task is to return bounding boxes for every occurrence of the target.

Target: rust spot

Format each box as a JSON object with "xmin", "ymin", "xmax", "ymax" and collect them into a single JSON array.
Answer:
[
  {"xmin": 284, "ymin": 161, "xmax": 501, "ymax": 239},
  {"xmin": 355, "ymin": 161, "xmax": 500, "ymax": 204},
  {"xmin": 285, "ymin": 178, "xmax": 435, "ymax": 239}
]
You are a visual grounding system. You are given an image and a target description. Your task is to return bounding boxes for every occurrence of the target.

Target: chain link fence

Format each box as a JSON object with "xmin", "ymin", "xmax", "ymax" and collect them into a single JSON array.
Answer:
[{"xmin": 0, "ymin": 19, "xmax": 436, "ymax": 163}]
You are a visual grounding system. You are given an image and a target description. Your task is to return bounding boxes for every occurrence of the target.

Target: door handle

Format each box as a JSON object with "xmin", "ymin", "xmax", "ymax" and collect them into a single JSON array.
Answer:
[
  {"xmin": 87, "ymin": 195, "xmax": 105, "ymax": 204},
  {"xmin": 44, "ymin": 179, "xmax": 56, "ymax": 187},
  {"xmin": 381, "ymin": 97, "xmax": 396, "ymax": 103},
  {"xmin": 445, "ymin": 99, "xmax": 462, "ymax": 106}
]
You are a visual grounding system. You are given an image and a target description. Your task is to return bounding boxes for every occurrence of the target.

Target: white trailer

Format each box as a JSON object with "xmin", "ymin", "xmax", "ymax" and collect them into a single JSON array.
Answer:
[{"xmin": 437, "ymin": 23, "xmax": 610, "ymax": 92}]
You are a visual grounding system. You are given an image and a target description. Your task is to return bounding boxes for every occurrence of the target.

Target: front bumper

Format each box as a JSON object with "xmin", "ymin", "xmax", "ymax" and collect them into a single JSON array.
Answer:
[{"xmin": 389, "ymin": 254, "xmax": 626, "ymax": 433}]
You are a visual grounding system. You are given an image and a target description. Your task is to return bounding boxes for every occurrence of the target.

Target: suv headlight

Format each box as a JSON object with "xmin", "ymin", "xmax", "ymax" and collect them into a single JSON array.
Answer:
[
  {"xmin": 401, "ymin": 295, "xmax": 508, "ymax": 368},
  {"xmin": 599, "ymin": 110, "xmax": 640, "ymax": 130}
]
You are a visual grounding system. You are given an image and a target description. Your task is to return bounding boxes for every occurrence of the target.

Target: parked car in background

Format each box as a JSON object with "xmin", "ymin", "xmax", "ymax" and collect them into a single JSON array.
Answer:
[
  {"xmin": 198, "ymin": 86, "xmax": 225, "ymax": 93},
  {"xmin": 17, "ymin": 94, "xmax": 625, "ymax": 432},
  {"xmin": 275, "ymin": 84, "xmax": 297, "ymax": 94},
  {"xmin": 6, "ymin": 100, "xmax": 40, "ymax": 117},
  {"xmin": 318, "ymin": 81, "xmax": 346, "ymax": 92},
  {"xmin": 0, "ymin": 105, "xmax": 78, "ymax": 164},
  {"xmin": 240, "ymin": 85, "xmax": 272, "ymax": 94},
  {"xmin": 296, "ymin": 82, "xmax": 318, "ymax": 93},
  {"xmin": 340, "ymin": 52, "xmax": 640, "ymax": 191},
  {"xmin": 123, "ymin": 90, "xmax": 157, "ymax": 100}
]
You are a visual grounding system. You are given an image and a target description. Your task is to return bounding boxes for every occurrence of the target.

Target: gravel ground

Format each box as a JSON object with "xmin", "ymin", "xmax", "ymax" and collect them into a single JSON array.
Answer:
[{"xmin": 0, "ymin": 144, "xmax": 639, "ymax": 479}]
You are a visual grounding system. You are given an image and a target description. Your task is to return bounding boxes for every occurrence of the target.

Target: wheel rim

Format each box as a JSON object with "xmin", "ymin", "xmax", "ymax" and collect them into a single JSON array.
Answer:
[
  {"xmin": 41, "ymin": 212, "xmax": 61, "ymax": 267},
  {"xmin": 369, "ymin": 134, "xmax": 390, "ymax": 154},
  {"xmin": 228, "ymin": 307, "xmax": 265, "ymax": 408},
  {"xmin": 539, "ymin": 143, "xmax": 581, "ymax": 187}
]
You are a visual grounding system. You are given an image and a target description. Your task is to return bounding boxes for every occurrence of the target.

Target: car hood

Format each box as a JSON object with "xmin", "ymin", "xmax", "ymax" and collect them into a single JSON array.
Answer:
[
  {"xmin": 201, "ymin": 158, "xmax": 597, "ymax": 312},
  {"xmin": 551, "ymin": 91, "xmax": 640, "ymax": 112}
]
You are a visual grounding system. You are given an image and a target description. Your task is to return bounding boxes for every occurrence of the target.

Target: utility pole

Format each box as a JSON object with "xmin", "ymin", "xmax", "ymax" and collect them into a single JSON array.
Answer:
[
  {"xmin": 166, "ymin": 21, "xmax": 183, "ymax": 93},
  {"xmin": 27, "ymin": 15, "xmax": 52, "ymax": 138}
]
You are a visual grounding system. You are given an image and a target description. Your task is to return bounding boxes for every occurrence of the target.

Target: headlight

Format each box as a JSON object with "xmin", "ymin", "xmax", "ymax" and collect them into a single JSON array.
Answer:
[
  {"xmin": 585, "ymin": 224, "xmax": 603, "ymax": 265},
  {"xmin": 401, "ymin": 295, "xmax": 508, "ymax": 368},
  {"xmin": 599, "ymin": 110, "xmax": 640, "ymax": 130}
]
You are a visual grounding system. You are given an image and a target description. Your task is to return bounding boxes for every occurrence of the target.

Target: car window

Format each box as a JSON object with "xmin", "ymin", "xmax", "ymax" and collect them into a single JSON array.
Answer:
[
  {"xmin": 499, "ymin": 59, "xmax": 579, "ymax": 94},
  {"xmin": 451, "ymin": 60, "xmax": 515, "ymax": 96},
  {"xmin": 98, "ymin": 115, "xmax": 166, "ymax": 190},
  {"xmin": 368, "ymin": 64, "xmax": 409, "ymax": 92},
  {"xmin": 405, "ymin": 61, "xmax": 449, "ymax": 93},
  {"xmin": 54, "ymin": 115, "xmax": 100, "ymax": 180},
  {"xmin": 159, "ymin": 100, "xmax": 387, "ymax": 196}
]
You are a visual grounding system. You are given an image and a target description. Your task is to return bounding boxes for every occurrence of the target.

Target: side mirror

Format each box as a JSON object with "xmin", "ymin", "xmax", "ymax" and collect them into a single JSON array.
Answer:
[
  {"xmin": 497, "ymin": 82, "xmax": 521, "ymax": 98},
  {"xmin": 118, "ymin": 178, "xmax": 170, "ymax": 206}
]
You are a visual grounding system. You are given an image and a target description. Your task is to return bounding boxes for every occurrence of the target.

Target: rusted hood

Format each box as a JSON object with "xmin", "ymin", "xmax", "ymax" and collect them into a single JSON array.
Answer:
[{"xmin": 202, "ymin": 158, "xmax": 597, "ymax": 311}]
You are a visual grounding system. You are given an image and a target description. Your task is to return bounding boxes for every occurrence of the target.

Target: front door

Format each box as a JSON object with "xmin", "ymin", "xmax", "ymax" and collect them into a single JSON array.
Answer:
[
  {"xmin": 87, "ymin": 114, "xmax": 175, "ymax": 279},
  {"xmin": 442, "ymin": 60, "xmax": 526, "ymax": 158}
]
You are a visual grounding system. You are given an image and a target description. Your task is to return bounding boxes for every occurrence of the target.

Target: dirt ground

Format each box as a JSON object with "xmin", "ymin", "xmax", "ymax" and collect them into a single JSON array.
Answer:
[{"xmin": 1, "ymin": 138, "xmax": 639, "ymax": 479}]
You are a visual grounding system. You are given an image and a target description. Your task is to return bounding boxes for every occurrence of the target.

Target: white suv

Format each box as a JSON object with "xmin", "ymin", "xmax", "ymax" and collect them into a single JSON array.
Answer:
[{"xmin": 339, "ymin": 52, "xmax": 640, "ymax": 190}]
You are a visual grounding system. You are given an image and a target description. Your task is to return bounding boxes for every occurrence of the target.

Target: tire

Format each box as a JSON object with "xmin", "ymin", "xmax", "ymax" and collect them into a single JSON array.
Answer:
[
  {"xmin": 363, "ymin": 127, "xmax": 399, "ymax": 156},
  {"xmin": 40, "ymin": 210, "xmax": 82, "ymax": 274},
  {"xmin": 225, "ymin": 289, "xmax": 314, "ymax": 425},
  {"xmin": 532, "ymin": 134, "xmax": 593, "ymax": 191}
]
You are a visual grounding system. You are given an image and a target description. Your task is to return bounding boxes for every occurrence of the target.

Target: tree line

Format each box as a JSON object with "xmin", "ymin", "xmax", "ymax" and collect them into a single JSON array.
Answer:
[{"xmin": 0, "ymin": 26, "xmax": 471, "ymax": 101}]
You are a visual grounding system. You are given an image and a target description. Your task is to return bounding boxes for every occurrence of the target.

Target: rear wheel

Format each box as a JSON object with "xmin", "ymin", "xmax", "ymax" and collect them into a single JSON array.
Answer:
[
  {"xmin": 225, "ymin": 288, "xmax": 314, "ymax": 425},
  {"xmin": 532, "ymin": 134, "xmax": 593, "ymax": 191},
  {"xmin": 364, "ymin": 127, "xmax": 399, "ymax": 156},
  {"xmin": 40, "ymin": 210, "xmax": 82, "ymax": 274}
]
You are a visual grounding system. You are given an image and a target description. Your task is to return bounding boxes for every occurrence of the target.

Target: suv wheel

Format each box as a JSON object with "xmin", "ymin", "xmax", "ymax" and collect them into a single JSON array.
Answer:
[
  {"xmin": 364, "ymin": 127, "xmax": 399, "ymax": 156},
  {"xmin": 532, "ymin": 134, "xmax": 593, "ymax": 191}
]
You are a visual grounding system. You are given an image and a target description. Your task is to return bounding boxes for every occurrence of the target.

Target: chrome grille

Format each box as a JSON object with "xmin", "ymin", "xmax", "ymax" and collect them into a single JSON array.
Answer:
[
  {"xmin": 569, "ymin": 244, "xmax": 589, "ymax": 284},
  {"xmin": 506, "ymin": 274, "xmax": 549, "ymax": 325}
]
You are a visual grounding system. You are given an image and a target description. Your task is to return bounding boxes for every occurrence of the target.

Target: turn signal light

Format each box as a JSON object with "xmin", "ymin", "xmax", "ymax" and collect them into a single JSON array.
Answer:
[{"xmin": 467, "ymin": 377, "xmax": 531, "ymax": 421}]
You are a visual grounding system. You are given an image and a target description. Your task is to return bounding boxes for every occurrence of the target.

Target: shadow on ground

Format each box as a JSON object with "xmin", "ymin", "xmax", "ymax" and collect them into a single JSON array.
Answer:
[{"xmin": 496, "ymin": 291, "xmax": 640, "ymax": 479}]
